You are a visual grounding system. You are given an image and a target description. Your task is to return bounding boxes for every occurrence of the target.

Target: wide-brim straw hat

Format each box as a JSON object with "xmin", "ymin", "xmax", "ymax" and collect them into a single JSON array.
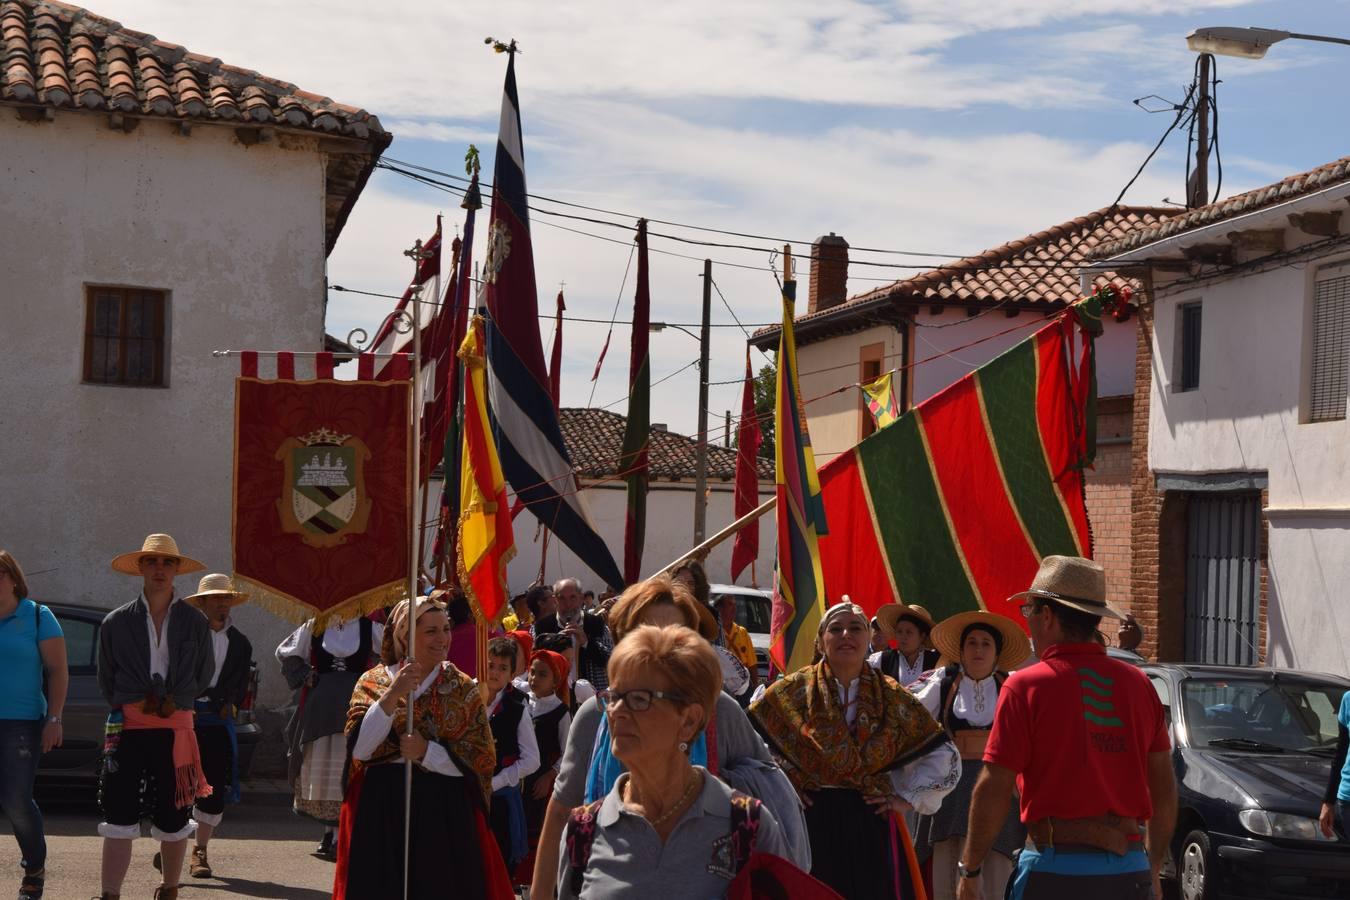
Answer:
[
  {"xmin": 1009, "ymin": 555, "xmax": 1124, "ymax": 621},
  {"xmin": 875, "ymin": 603, "xmax": 936, "ymax": 645},
  {"xmin": 932, "ymin": 610, "xmax": 1031, "ymax": 671},
  {"xmin": 184, "ymin": 573, "xmax": 249, "ymax": 607},
  {"xmin": 110, "ymin": 534, "xmax": 205, "ymax": 576}
]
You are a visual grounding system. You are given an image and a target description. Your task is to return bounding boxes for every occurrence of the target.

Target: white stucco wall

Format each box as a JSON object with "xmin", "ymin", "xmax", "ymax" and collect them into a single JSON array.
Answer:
[
  {"xmin": 794, "ymin": 310, "xmax": 1135, "ymax": 466},
  {"xmin": 426, "ymin": 478, "xmax": 779, "ymax": 595},
  {"xmin": 0, "ymin": 114, "xmax": 329, "ymax": 707},
  {"xmin": 1148, "ymin": 253, "xmax": 1350, "ymax": 676}
]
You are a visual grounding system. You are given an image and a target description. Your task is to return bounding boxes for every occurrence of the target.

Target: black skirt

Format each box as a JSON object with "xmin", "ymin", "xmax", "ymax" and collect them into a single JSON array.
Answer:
[
  {"xmin": 342, "ymin": 763, "xmax": 491, "ymax": 900},
  {"xmin": 805, "ymin": 787, "xmax": 920, "ymax": 900}
]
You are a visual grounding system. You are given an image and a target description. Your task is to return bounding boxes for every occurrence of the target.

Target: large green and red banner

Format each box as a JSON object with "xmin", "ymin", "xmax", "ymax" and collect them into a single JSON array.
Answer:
[{"xmin": 816, "ymin": 298, "xmax": 1100, "ymax": 628}]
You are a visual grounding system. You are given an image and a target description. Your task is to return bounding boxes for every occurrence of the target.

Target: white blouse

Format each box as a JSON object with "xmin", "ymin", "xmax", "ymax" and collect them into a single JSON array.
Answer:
[
  {"xmin": 352, "ymin": 663, "xmax": 462, "ymax": 777},
  {"xmin": 528, "ymin": 693, "xmax": 572, "ymax": 772},
  {"xmin": 913, "ymin": 668, "xmax": 998, "ymax": 728},
  {"xmin": 832, "ymin": 676, "xmax": 962, "ymax": 816},
  {"xmin": 866, "ymin": 649, "xmax": 929, "ymax": 688}
]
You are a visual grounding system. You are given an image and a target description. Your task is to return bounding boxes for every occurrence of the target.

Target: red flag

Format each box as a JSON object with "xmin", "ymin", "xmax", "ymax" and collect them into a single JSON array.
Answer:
[
  {"xmin": 591, "ymin": 331, "xmax": 612, "ymax": 383},
  {"xmin": 730, "ymin": 349, "xmax": 761, "ymax": 584},
  {"xmin": 549, "ymin": 291, "xmax": 565, "ymax": 407},
  {"xmin": 620, "ymin": 221, "xmax": 651, "ymax": 584}
]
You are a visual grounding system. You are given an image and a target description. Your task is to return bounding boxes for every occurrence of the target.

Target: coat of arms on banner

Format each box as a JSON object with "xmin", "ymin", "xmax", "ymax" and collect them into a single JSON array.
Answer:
[{"xmin": 275, "ymin": 427, "xmax": 372, "ymax": 548}]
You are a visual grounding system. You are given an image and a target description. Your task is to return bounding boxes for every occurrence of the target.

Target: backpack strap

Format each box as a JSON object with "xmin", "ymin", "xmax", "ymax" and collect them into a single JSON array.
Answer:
[
  {"xmin": 565, "ymin": 799, "xmax": 605, "ymax": 894},
  {"xmin": 727, "ymin": 791, "xmax": 763, "ymax": 876}
]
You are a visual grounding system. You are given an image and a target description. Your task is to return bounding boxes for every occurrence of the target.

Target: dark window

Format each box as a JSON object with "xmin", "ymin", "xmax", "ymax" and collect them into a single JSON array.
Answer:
[
  {"xmin": 1310, "ymin": 273, "xmax": 1350, "ymax": 422},
  {"xmin": 859, "ymin": 342, "xmax": 885, "ymax": 439},
  {"xmin": 83, "ymin": 287, "xmax": 166, "ymax": 386},
  {"xmin": 54, "ymin": 613, "xmax": 99, "ymax": 674},
  {"xmin": 1177, "ymin": 302, "xmax": 1202, "ymax": 392}
]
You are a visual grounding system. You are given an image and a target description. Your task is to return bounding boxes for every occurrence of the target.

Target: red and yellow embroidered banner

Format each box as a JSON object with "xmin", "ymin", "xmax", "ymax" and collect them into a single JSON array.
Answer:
[
  {"xmin": 816, "ymin": 300, "xmax": 1097, "ymax": 629},
  {"xmin": 233, "ymin": 376, "xmax": 411, "ymax": 628}
]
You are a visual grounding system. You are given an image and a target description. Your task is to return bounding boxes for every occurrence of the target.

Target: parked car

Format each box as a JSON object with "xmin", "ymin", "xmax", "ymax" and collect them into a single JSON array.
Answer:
[
  {"xmin": 708, "ymin": 584, "xmax": 773, "ymax": 681},
  {"xmin": 35, "ymin": 601, "xmax": 261, "ymax": 798},
  {"xmin": 1142, "ymin": 663, "xmax": 1350, "ymax": 899}
]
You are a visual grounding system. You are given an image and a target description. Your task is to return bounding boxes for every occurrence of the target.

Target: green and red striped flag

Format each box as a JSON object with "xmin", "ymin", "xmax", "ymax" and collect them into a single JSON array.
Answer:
[
  {"xmin": 619, "ymin": 220, "xmax": 651, "ymax": 585},
  {"xmin": 769, "ymin": 277, "xmax": 830, "ymax": 674},
  {"xmin": 817, "ymin": 295, "xmax": 1102, "ymax": 630}
]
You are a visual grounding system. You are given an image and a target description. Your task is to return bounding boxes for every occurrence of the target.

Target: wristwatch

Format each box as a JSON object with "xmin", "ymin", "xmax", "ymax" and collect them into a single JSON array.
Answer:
[
  {"xmin": 957, "ymin": 860, "xmax": 982, "ymax": 879},
  {"xmin": 45, "ymin": 716, "xmax": 61, "ymax": 724}
]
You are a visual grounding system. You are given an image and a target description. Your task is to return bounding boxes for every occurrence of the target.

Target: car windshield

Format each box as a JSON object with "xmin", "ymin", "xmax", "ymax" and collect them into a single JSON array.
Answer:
[{"xmin": 1180, "ymin": 676, "xmax": 1346, "ymax": 753}]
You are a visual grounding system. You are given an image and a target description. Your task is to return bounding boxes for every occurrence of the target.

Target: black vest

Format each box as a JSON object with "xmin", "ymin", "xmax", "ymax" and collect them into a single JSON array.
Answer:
[
  {"xmin": 533, "ymin": 702, "xmax": 568, "ymax": 772},
  {"xmin": 879, "ymin": 647, "xmax": 940, "ymax": 683},
  {"xmin": 490, "ymin": 685, "xmax": 527, "ymax": 773},
  {"xmin": 936, "ymin": 664, "xmax": 1007, "ymax": 731},
  {"xmin": 312, "ymin": 618, "xmax": 374, "ymax": 674}
]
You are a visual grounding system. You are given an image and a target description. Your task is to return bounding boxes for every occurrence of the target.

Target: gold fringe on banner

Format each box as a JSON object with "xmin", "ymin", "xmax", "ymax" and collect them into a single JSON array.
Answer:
[{"xmin": 235, "ymin": 575, "xmax": 409, "ymax": 635}]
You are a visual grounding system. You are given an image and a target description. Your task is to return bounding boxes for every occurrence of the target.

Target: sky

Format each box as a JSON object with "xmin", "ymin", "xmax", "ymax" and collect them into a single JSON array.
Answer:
[{"xmin": 93, "ymin": 0, "xmax": 1350, "ymax": 437}]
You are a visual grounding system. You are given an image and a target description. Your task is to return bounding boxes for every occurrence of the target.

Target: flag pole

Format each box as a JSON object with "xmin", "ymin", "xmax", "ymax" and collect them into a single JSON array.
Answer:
[{"xmin": 401, "ymin": 238, "xmax": 433, "ymax": 900}]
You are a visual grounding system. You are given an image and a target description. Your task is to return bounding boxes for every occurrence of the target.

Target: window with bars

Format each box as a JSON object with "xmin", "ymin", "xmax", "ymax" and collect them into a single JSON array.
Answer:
[
  {"xmin": 1176, "ymin": 301, "xmax": 1202, "ymax": 392},
  {"xmin": 82, "ymin": 287, "xmax": 167, "ymax": 386},
  {"xmin": 1310, "ymin": 272, "xmax": 1350, "ymax": 422}
]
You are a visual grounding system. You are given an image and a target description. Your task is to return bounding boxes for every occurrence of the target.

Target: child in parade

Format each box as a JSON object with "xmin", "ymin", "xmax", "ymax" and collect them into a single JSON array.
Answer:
[
  {"xmin": 533, "ymin": 632, "xmax": 596, "ymax": 714},
  {"xmin": 483, "ymin": 637, "xmax": 539, "ymax": 873},
  {"xmin": 515, "ymin": 649, "xmax": 573, "ymax": 883}
]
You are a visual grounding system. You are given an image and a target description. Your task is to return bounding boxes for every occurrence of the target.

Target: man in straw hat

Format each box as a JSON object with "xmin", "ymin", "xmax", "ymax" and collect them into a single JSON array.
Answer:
[
  {"xmin": 172, "ymin": 574, "xmax": 253, "ymax": 880},
  {"xmin": 96, "ymin": 534, "xmax": 215, "ymax": 900},
  {"xmin": 956, "ymin": 556, "xmax": 1177, "ymax": 900},
  {"xmin": 869, "ymin": 602, "xmax": 940, "ymax": 689}
]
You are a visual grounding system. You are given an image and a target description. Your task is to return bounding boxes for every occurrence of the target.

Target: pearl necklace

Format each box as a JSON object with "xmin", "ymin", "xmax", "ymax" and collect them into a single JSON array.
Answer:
[{"xmin": 628, "ymin": 769, "xmax": 702, "ymax": 828}]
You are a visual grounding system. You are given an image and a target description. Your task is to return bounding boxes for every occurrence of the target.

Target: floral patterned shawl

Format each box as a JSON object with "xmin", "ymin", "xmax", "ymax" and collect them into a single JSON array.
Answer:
[
  {"xmin": 346, "ymin": 661, "xmax": 497, "ymax": 805},
  {"xmin": 750, "ymin": 660, "xmax": 946, "ymax": 799}
]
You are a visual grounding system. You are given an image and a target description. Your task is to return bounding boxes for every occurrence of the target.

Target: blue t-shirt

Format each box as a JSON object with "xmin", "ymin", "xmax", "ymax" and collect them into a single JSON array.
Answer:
[
  {"xmin": 1338, "ymin": 691, "xmax": 1350, "ymax": 803},
  {"xmin": 0, "ymin": 598, "xmax": 63, "ymax": 720}
]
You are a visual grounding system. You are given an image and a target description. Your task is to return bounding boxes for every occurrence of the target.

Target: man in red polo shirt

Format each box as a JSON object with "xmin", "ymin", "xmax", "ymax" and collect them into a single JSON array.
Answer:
[{"xmin": 957, "ymin": 556, "xmax": 1176, "ymax": 900}]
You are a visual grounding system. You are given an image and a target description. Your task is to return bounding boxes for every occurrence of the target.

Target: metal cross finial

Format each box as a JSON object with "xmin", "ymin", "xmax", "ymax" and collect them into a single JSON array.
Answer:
[
  {"xmin": 559, "ymin": 280, "xmax": 567, "ymax": 292},
  {"xmin": 404, "ymin": 238, "xmax": 435, "ymax": 264}
]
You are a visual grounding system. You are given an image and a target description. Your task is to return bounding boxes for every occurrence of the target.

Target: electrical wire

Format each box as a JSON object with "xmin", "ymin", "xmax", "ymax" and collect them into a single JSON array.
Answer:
[{"xmin": 587, "ymin": 242, "xmax": 636, "ymax": 406}]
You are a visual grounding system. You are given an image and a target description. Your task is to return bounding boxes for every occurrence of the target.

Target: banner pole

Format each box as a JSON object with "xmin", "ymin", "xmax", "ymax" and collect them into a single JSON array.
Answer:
[{"xmin": 401, "ymin": 239, "xmax": 431, "ymax": 900}]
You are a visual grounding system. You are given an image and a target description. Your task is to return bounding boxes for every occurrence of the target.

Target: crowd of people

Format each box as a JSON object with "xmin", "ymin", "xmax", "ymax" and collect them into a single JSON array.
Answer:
[{"xmin": 13, "ymin": 534, "xmax": 1338, "ymax": 899}]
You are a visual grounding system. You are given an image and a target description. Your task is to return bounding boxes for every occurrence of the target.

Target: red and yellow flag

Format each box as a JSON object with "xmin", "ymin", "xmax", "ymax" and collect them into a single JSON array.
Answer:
[{"xmin": 456, "ymin": 316, "xmax": 516, "ymax": 623}]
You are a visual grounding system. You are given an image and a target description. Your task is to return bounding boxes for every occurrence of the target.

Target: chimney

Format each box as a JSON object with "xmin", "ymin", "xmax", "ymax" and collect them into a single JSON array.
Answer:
[{"xmin": 808, "ymin": 232, "xmax": 849, "ymax": 315}]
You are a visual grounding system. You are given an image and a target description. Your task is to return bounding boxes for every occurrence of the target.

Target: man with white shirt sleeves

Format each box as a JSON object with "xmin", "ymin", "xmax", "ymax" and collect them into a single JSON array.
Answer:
[
  {"xmin": 95, "ymin": 534, "xmax": 214, "ymax": 900},
  {"xmin": 183, "ymin": 574, "xmax": 253, "ymax": 880}
]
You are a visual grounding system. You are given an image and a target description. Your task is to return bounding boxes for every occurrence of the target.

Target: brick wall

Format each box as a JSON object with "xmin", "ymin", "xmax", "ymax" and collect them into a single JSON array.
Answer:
[
  {"xmin": 1085, "ymin": 396, "xmax": 1132, "ymax": 609},
  {"xmin": 1130, "ymin": 294, "xmax": 1164, "ymax": 660}
]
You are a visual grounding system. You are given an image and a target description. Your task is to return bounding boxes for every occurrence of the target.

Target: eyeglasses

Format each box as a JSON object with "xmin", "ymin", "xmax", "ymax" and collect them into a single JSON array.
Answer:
[
  {"xmin": 597, "ymin": 688, "xmax": 685, "ymax": 713},
  {"xmin": 1019, "ymin": 602, "xmax": 1040, "ymax": 619}
]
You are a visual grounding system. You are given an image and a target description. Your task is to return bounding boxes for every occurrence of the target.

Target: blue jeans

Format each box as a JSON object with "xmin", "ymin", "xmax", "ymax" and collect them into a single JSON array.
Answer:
[
  {"xmin": 1340, "ymin": 800, "xmax": 1350, "ymax": 837},
  {"xmin": 0, "ymin": 719, "xmax": 46, "ymax": 871}
]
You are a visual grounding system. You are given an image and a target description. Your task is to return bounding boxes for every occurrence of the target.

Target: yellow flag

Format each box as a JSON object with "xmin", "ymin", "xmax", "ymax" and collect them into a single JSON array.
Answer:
[{"xmin": 861, "ymin": 372, "xmax": 899, "ymax": 429}]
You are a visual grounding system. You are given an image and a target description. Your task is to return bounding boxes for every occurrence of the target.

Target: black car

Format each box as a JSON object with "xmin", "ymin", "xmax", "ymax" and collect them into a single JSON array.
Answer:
[
  {"xmin": 1142, "ymin": 663, "xmax": 1350, "ymax": 899},
  {"xmin": 35, "ymin": 601, "xmax": 261, "ymax": 798}
]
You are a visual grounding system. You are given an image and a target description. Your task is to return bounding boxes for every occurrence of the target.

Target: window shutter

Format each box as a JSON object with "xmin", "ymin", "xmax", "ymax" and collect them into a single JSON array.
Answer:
[{"xmin": 1310, "ymin": 273, "xmax": 1350, "ymax": 422}]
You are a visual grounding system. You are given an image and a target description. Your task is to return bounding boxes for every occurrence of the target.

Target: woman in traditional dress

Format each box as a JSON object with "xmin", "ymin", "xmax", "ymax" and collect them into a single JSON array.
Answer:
[
  {"xmin": 333, "ymin": 597, "xmax": 512, "ymax": 900},
  {"xmin": 276, "ymin": 614, "xmax": 383, "ymax": 856},
  {"xmin": 912, "ymin": 610, "xmax": 1030, "ymax": 900},
  {"xmin": 750, "ymin": 601, "xmax": 961, "ymax": 900}
]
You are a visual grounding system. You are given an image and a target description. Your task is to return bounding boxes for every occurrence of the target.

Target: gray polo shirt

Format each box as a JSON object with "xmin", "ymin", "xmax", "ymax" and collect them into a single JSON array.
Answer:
[
  {"xmin": 557, "ymin": 766, "xmax": 791, "ymax": 899},
  {"xmin": 555, "ymin": 691, "xmax": 769, "ymax": 808}
]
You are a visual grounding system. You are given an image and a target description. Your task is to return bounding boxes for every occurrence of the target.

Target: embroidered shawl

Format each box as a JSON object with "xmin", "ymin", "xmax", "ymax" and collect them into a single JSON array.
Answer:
[
  {"xmin": 749, "ymin": 660, "xmax": 946, "ymax": 799},
  {"xmin": 346, "ymin": 661, "xmax": 497, "ymax": 805}
]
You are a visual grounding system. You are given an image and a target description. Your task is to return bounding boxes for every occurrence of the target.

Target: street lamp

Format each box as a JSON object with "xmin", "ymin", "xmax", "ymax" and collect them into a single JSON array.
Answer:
[{"xmin": 1187, "ymin": 26, "xmax": 1350, "ymax": 59}]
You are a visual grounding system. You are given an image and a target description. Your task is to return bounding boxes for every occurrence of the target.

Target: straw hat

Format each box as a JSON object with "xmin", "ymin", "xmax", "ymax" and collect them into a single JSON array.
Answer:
[
  {"xmin": 1009, "ymin": 555, "xmax": 1124, "ymax": 621},
  {"xmin": 184, "ymin": 573, "xmax": 249, "ymax": 607},
  {"xmin": 875, "ymin": 603, "xmax": 936, "ymax": 643},
  {"xmin": 110, "ymin": 534, "xmax": 205, "ymax": 576},
  {"xmin": 931, "ymin": 610, "xmax": 1031, "ymax": 671}
]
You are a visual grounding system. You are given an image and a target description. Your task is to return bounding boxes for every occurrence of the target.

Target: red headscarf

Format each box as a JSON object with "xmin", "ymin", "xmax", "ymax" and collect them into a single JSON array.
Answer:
[
  {"xmin": 507, "ymin": 630, "xmax": 534, "ymax": 668},
  {"xmin": 529, "ymin": 649, "xmax": 570, "ymax": 702}
]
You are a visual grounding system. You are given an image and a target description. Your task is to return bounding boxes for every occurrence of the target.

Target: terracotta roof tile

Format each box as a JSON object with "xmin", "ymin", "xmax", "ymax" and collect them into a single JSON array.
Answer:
[
  {"xmin": 1096, "ymin": 156, "xmax": 1350, "ymax": 258},
  {"xmin": 755, "ymin": 206, "xmax": 1173, "ymax": 343},
  {"xmin": 0, "ymin": 0, "xmax": 388, "ymax": 141},
  {"xmin": 559, "ymin": 408, "xmax": 773, "ymax": 482}
]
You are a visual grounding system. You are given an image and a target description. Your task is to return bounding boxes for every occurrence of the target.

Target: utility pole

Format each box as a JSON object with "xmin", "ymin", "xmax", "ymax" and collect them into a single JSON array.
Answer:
[
  {"xmin": 694, "ymin": 259, "xmax": 712, "ymax": 545},
  {"xmin": 1187, "ymin": 52, "xmax": 1212, "ymax": 209}
]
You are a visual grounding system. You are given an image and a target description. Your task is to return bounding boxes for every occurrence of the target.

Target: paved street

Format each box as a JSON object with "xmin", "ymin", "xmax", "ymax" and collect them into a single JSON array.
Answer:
[{"xmin": 0, "ymin": 790, "xmax": 336, "ymax": 900}]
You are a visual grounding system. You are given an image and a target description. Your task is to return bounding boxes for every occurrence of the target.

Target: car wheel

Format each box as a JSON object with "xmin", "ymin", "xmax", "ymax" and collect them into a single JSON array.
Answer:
[{"xmin": 1178, "ymin": 829, "xmax": 1212, "ymax": 900}]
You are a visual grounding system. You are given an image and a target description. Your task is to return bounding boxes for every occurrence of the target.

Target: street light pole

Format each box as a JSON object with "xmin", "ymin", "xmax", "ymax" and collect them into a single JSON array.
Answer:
[
  {"xmin": 1188, "ymin": 52, "xmax": 1212, "ymax": 209},
  {"xmin": 694, "ymin": 259, "xmax": 712, "ymax": 545}
]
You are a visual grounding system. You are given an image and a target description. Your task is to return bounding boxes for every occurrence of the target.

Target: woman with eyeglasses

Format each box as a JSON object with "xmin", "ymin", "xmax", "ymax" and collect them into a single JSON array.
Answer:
[
  {"xmin": 529, "ymin": 576, "xmax": 810, "ymax": 899},
  {"xmin": 556, "ymin": 624, "xmax": 795, "ymax": 898},
  {"xmin": 911, "ymin": 610, "xmax": 1030, "ymax": 900},
  {"xmin": 750, "ymin": 601, "xmax": 961, "ymax": 900}
]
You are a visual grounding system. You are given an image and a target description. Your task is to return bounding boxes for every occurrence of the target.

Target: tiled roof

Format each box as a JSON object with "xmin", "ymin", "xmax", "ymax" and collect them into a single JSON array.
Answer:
[
  {"xmin": 560, "ymin": 408, "xmax": 773, "ymax": 482},
  {"xmin": 0, "ymin": 0, "xmax": 391, "ymax": 253},
  {"xmin": 1095, "ymin": 156, "xmax": 1350, "ymax": 258},
  {"xmin": 752, "ymin": 206, "xmax": 1172, "ymax": 345}
]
